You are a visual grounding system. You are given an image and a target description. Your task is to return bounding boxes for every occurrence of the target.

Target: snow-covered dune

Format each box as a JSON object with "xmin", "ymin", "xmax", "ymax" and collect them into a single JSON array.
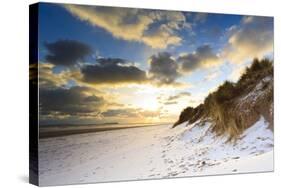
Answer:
[{"xmin": 39, "ymin": 116, "xmax": 273, "ymax": 186}]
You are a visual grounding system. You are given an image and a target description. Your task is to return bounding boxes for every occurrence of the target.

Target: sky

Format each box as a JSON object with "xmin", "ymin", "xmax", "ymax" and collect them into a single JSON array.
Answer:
[{"xmin": 37, "ymin": 2, "xmax": 273, "ymax": 125}]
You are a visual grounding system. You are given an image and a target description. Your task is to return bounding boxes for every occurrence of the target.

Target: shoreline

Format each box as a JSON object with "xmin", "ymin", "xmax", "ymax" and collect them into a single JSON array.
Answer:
[{"xmin": 39, "ymin": 123, "xmax": 168, "ymax": 139}]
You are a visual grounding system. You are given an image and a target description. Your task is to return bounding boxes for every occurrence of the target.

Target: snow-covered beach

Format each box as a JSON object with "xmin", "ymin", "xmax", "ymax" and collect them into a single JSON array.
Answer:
[{"xmin": 39, "ymin": 117, "xmax": 273, "ymax": 186}]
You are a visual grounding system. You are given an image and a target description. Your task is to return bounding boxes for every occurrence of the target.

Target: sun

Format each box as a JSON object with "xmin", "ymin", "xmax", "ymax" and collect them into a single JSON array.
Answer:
[
  {"xmin": 133, "ymin": 93, "xmax": 159, "ymax": 110},
  {"xmin": 116, "ymin": 85, "xmax": 161, "ymax": 111}
]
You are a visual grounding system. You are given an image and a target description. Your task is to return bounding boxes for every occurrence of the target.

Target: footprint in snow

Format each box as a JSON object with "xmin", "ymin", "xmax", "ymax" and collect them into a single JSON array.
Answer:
[{"xmin": 168, "ymin": 172, "xmax": 179, "ymax": 177}]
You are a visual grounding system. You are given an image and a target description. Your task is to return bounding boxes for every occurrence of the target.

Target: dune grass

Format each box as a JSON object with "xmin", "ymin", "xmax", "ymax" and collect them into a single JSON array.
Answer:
[{"xmin": 174, "ymin": 58, "xmax": 273, "ymax": 141}]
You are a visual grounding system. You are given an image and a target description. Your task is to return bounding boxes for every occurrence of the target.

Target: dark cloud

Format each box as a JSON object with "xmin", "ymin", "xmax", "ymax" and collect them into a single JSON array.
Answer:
[
  {"xmin": 45, "ymin": 40, "xmax": 93, "ymax": 66},
  {"xmin": 80, "ymin": 58, "xmax": 147, "ymax": 84},
  {"xmin": 39, "ymin": 86, "xmax": 104, "ymax": 116},
  {"xmin": 177, "ymin": 53, "xmax": 199, "ymax": 71},
  {"xmin": 149, "ymin": 52, "xmax": 181, "ymax": 85},
  {"xmin": 196, "ymin": 45, "xmax": 218, "ymax": 60},
  {"xmin": 178, "ymin": 45, "xmax": 220, "ymax": 72}
]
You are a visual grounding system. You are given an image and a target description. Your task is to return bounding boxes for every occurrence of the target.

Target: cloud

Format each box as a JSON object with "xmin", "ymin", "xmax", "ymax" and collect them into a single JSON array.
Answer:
[
  {"xmin": 163, "ymin": 101, "xmax": 178, "ymax": 105},
  {"xmin": 101, "ymin": 108, "xmax": 160, "ymax": 118},
  {"xmin": 80, "ymin": 58, "xmax": 148, "ymax": 85},
  {"xmin": 160, "ymin": 91, "xmax": 191, "ymax": 105},
  {"xmin": 39, "ymin": 86, "xmax": 105, "ymax": 117},
  {"xmin": 203, "ymin": 69, "xmax": 221, "ymax": 82},
  {"xmin": 64, "ymin": 5, "xmax": 188, "ymax": 48},
  {"xmin": 222, "ymin": 16, "xmax": 273, "ymax": 64},
  {"xmin": 193, "ymin": 13, "xmax": 208, "ymax": 23},
  {"xmin": 142, "ymin": 23, "xmax": 182, "ymax": 49},
  {"xmin": 167, "ymin": 91, "xmax": 191, "ymax": 101},
  {"xmin": 39, "ymin": 63, "xmax": 70, "ymax": 88},
  {"xmin": 96, "ymin": 58, "xmax": 129, "ymax": 65},
  {"xmin": 101, "ymin": 109, "xmax": 136, "ymax": 117},
  {"xmin": 148, "ymin": 52, "xmax": 181, "ymax": 85},
  {"xmin": 177, "ymin": 44, "xmax": 222, "ymax": 73},
  {"xmin": 45, "ymin": 39, "xmax": 93, "ymax": 66}
]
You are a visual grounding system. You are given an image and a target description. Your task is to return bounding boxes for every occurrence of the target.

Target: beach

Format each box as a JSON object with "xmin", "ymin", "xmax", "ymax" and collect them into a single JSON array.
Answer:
[{"xmin": 39, "ymin": 117, "xmax": 273, "ymax": 186}]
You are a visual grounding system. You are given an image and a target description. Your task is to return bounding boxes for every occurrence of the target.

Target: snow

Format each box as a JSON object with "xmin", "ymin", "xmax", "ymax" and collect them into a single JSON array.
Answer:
[
  {"xmin": 204, "ymin": 151, "xmax": 273, "ymax": 175},
  {"xmin": 39, "ymin": 116, "xmax": 273, "ymax": 186},
  {"xmin": 240, "ymin": 75, "xmax": 272, "ymax": 104}
]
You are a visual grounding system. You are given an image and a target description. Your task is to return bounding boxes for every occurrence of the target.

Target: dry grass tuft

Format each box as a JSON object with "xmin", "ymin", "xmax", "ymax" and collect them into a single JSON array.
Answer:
[{"xmin": 174, "ymin": 58, "xmax": 273, "ymax": 141}]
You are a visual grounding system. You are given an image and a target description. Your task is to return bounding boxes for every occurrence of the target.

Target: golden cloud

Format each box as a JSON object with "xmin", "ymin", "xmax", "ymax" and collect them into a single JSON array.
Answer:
[
  {"xmin": 39, "ymin": 63, "xmax": 70, "ymax": 88},
  {"xmin": 64, "ymin": 5, "xmax": 187, "ymax": 49},
  {"xmin": 222, "ymin": 16, "xmax": 273, "ymax": 64}
]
